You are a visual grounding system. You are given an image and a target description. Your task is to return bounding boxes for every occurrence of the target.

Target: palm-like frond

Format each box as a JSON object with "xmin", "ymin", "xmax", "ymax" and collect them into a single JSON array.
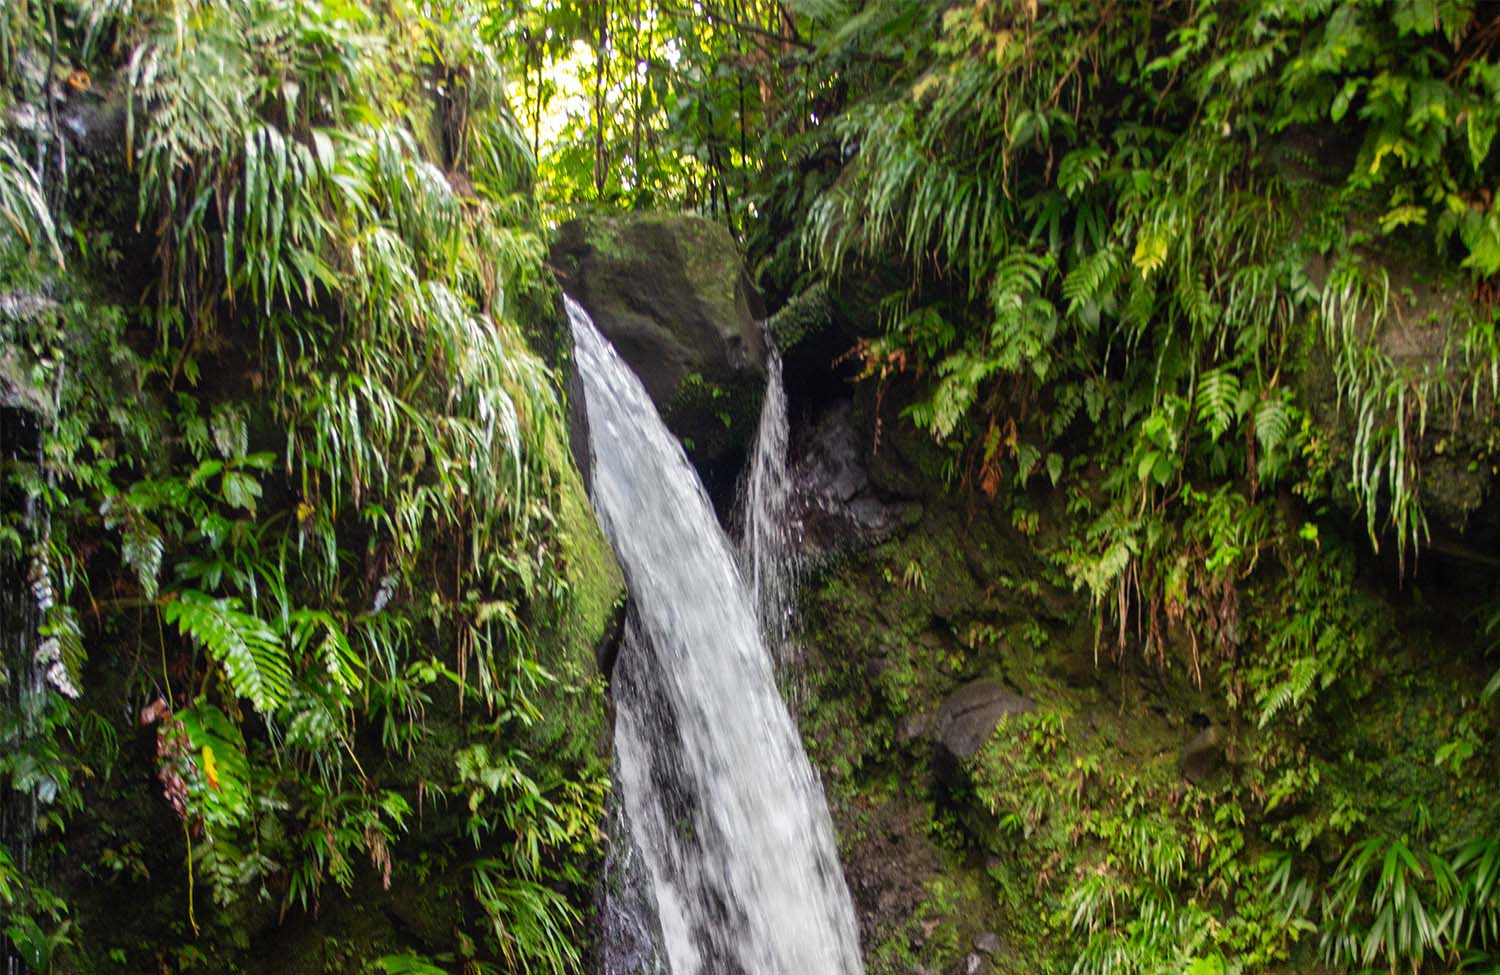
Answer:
[{"xmin": 0, "ymin": 138, "xmax": 62, "ymax": 265}]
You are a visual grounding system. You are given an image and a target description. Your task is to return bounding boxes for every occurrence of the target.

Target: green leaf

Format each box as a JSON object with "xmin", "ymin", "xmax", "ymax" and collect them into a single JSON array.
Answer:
[
  {"xmin": 188, "ymin": 459, "xmax": 225, "ymax": 487},
  {"xmin": 221, "ymin": 470, "xmax": 263, "ymax": 513},
  {"xmin": 365, "ymin": 955, "xmax": 447, "ymax": 975},
  {"xmin": 1046, "ymin": 452, "xmax": 1064, "ymax": 486},
  {"xmin": 1459, "ymin": 210, "xmax": 1500, "ymax": 277},
  {"xmin": 175, "ymin": 702, "xmax": 254, "ymax": 825},
  {"xmin": 163, "ymin": 591, "xmax": 290, "ymax": 714},
  {"xmin": 1330, "ymin": 78, "xmax": 1363, "ymax": 122},
  {"xmin": 1467, "ymin": 111, "xmax": 1496, "ymax": 170}
]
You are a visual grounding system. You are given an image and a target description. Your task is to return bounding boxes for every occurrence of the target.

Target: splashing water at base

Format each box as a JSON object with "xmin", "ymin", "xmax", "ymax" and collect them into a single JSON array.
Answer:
[{"xmin": 568, "ymin": 296, "xmax": 863, "ymax": 975}]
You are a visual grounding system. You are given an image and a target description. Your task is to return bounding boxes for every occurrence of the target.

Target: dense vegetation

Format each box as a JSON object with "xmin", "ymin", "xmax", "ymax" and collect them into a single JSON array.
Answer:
[
  {"xmin": 3, "ymin": 1, "xmax": 620, "ymax": 971},
  {"xmin": 3, "ymin": 1, "xmax": 1499, "ymax": 974},
  {"xmin": 506, "ymin": 2, "xmax": 1500, "ymax": 975}
]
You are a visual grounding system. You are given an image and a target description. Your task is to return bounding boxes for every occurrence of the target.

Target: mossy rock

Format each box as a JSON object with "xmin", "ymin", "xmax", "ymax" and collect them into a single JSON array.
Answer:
[
  {"xmin": 552, "ymin": 212, "xmax": 767, "ymax": 495},
  {"xmin": 1299, "ymin": 233, "xmax": 1499, "ymax": 542}
]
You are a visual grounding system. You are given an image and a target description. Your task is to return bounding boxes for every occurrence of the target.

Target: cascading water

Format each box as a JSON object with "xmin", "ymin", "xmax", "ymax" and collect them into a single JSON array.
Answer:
[
  {"xmin": 732, "ymin": 336, "xmax": 801, "ymax": 675},
  {"xmin": 568, "ymin": 296, "xmax": 863, "ymax": 975}
]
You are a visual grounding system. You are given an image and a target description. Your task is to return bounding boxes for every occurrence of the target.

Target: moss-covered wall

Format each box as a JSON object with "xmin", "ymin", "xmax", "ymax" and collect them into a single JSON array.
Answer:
[{"xmin": 791, "ymin": 383, "xmax": 1500, "ymax": 975}]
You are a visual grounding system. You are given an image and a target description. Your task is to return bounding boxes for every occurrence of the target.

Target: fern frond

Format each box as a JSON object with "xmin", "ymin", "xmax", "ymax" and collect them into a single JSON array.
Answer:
[
  {"xmin": 164, "ymin": 591, "xmax": 291, "ymax": 714},
  {"xmin": 1063, "ymin": 246, "xmax": 1121, "ymax": 316},
  {"xmin": 1256, "ymin": 656, "xmax": 1318, "ymax": 728},
  {"xmin": 291, "ymin": 609, "xmax": 363, "ymax": 695},
  {"xmin": 1195, "ymin": 368, "xmax": 1243, "ymax": 442},
  {"xmin": 1253, "ymin": 393, "xmax": 1292, "ymax": 455}
]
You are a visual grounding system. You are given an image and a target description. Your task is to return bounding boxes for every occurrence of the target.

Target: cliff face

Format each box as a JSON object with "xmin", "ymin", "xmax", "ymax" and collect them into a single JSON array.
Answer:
[
  {"xmin": 767, "ymin": 287, "xmax": 1500, "ymax": 975},
  {"xmin": 562, "ymin": 205, "xmax": 1499, "ymax": 975}
]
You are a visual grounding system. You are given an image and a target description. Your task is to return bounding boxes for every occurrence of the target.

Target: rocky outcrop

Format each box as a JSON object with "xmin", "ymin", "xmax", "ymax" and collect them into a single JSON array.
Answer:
[
  {"xmin": 1180, "ymin": 724, "xmax": 1225, "ymax": 784},
  {"xmin": 932, "ymin": 679, "xmax": 1036, "ymax": 761},
  {"xmin": 791, "ymin": 400, "xmax": 918, "ymax": 556},
  {"xmin": 552, "ymin": 214, "xmax": 767, "ymax": 498},
  {"xmin": 1297, "ymin": 244, "xmax": 1498, "ymax": 545},
  {"xmin": 1, "ymin": 295, "xmax": 58, "ymax": 420}
]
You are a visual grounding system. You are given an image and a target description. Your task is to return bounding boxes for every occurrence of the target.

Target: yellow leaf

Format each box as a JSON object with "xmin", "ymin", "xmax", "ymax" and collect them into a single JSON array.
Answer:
[
  {"xmin": 202, "ymin": 744, "xmax": 220, "ymax": 791},
  {"xmin": 1378, "ymin": 204, "xmax": 1427, "ymax": 233},
  {"xmin": 1368, "ymin": 141, "xmax": 1408, "ymax": 176},
  {"xmin": 995, "ymin": 29, "xmax": 1013, "ymax": 62},
  {"xmin": 911, "ymin": 72, "xmax": 944, "ymax": 103},
  {"xmin": 1132, "ymin": 232, "xmax": 1169, "ymax": 278}
]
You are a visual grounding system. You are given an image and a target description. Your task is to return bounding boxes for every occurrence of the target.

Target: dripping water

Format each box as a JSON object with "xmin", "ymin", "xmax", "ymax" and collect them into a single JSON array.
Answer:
[{"xmin": 569, "ymin": 296, "xmax": 863, "ymax": 975}]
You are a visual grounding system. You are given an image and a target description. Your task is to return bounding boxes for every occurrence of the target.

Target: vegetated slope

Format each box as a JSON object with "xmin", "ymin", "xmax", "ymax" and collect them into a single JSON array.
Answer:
[
  {"xmin": 749, "ymin": 4, "xmax": 1500, "ymax": 975},
  {"xmin": 2, "ymin": 3, "xmax": 621, "ymax": 972},
  {"xmin": 787, "ymin": 376, "xmax": 1498, "ymax": 975}
]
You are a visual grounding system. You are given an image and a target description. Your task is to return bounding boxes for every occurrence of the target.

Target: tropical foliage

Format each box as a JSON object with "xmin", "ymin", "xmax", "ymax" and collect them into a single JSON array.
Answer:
[
  {"xmin": 509, "ymin": 3, "xmax": 1500, "ymax": 975},
  {"xmin": 3, "ymin": 1, "xmax": 1500, "ymax": 974},
  {"xmin": 3, "ymin": 0, "xmax": 608, "ymax": 971}
]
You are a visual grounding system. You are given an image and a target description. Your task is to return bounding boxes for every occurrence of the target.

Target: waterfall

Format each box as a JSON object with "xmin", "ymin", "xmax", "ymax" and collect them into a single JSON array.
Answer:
[
  {"xmin": 568, "ymin": 296, "xmax": 864, "ymax": 975},
  {"xmin": 732, "ymin": 336, "xmax": 801, "ymax": 675}
]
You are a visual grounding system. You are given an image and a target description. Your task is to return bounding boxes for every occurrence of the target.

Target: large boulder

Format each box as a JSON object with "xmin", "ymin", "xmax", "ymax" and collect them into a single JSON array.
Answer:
[
  {"xmin": 932, "ymin": 679, "xmax": 1036, "ymax": 761},
  {"xmin": 553, "ymin": 214, "xmax": 767, "ymax": 501}
]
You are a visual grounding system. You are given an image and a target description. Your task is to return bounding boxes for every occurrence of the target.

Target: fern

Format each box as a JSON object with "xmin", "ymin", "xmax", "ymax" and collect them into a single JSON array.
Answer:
[
  {"xmin": 1451, "ymin": 835, "xmax": 1500, "ymax": 948},
  {"xmin": 1320, "ymin": 837, "xmax": 1458, "ymax": 975},
  {"xmin": 289, "ymin": 609, "xmax": 363, "ymax": 695},
  {"xmin": 1195, "ymin": 368, "xmax": 1244, "ymax": 442},
  {"xmin": 1256, "ymin": 656, "xmax": 1319, "ymax": 729},
  {"xmin": 163, "ymin": 591, "xmax": 291, "ymax": 715},
  {"xmin": 471, "ymin": 860, "xmax": 581, "ymax": 975},
  {"xmin": 1063, "ymin": 246, "xmax": 1122, "ymax": 317},
  {"xmin": 1253, "ymin": 393, "xmax": 1292, "ymax": 456}
]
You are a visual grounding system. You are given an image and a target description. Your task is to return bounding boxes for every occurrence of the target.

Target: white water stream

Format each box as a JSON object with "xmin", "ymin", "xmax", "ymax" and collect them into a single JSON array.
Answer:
[
  {"xmin": 568, "ymin": 296, "xmax": 863, "ymax": 975},
  {"xmin": 733, "ymin": 337, "xmax": 801, "ymax": 676}
]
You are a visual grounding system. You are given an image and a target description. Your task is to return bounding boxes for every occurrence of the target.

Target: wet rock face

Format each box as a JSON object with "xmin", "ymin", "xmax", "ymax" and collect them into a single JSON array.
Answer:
[
  {"xmin": 1298, "ymin": 250, "xmax": 1498, "ymax": 540},
  {"xmin": 932, "ymin": 679, "xmax": 1036, "ymax": 761},
  {"xmin": 553, "ymin": 213, "xmax": 766, "ymax": 406},
  {"xmin": 1180, "ymin": 724, "xmax": 1225, "ymax": 784},
  {"xmin": 790, "ymin": 399, "xmax": 919, "ymax": 556},
  {"xmin": 596, "ymin": 796, "xmax": 670, "ymax": 975},
  {"xmin": 553, "ymin": 213, "xmax": 766, "ymax": 502},
  {"xmin": 2, "ymin": 295, "xmax": 60, "ymax": 421}
]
